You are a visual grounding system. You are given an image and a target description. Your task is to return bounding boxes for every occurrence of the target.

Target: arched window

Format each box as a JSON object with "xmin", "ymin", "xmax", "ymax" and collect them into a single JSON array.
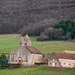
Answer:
[
  {"xmin": 23, "ymin": 54, "xmax": 26, "ymax": 61},
  {"xmin": 14, "ymin": 53, "xmax": 17, "ymax": 60},
  {"xmin": 11, "ymin": 54, "xmax": 14, "ymax": 62},
  {"xmin": 26, "ymin": 54, "xmax": 28, "ymax": 62}
]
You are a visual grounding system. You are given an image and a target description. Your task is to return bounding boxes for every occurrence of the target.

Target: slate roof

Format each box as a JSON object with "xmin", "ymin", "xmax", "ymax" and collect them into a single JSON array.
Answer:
[
  {"xmin": 55, "ymin": 52, "xmax": 75, "ymax": 60},
  {"xmin": 24, "ymin": 46, "xmax": 42, "ymax": 54}
]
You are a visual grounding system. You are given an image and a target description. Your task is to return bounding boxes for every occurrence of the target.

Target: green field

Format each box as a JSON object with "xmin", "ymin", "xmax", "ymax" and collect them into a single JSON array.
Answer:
[
  {"xmin": 0, "ymin": 34, "xmax": 75, "ymax": 54},
  {"xmin": 0, "ymin": 34, "xmax": 75, "ymax": 75},
  {"xmin": 0, "ymin": 66, "xmax": 75, "ymax": 75}
]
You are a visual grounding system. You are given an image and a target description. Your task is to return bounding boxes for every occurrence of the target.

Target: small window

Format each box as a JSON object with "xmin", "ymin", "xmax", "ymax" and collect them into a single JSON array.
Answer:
[
  {"xmin": 25, "ymin": 43, "xmax": 27, "ymax": 45},
  {"xmin": 55, "ymin": 63, "xmax": 57, "ymax": 65},
  {"xmin": 69, "ymin": 63, "xmax": 71, "ymax": 65},
  {"xmin": 53, "ymin": 59, "xmax": 55, "ymax": 61},
  {"xmin": 50, "ymin": 62, "xmax": 52, "ymax": 65},
  {"xmin": 15, "ymin": 60, "xmax": 17, "ymax": 62},
  {"xmin": 64, "ymin": 63, "xmax": 66, "ymax": 65},
  {"xmin": 20, "ymin": 42, "xmax": 22, "ymax": 44}
]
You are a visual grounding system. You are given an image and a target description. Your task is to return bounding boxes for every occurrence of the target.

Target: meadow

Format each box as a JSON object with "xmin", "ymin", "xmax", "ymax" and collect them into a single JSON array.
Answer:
[
  {"xmin": 0, "ymin": 34, "xmax": 75, "ymax": 75},
  {"xmin": 0, "ymin": 66, "xmax": 75, "ymax": 75},
  {"xmin": 0, "ymin": 34, "xmax": 75, "ymax": 54}
]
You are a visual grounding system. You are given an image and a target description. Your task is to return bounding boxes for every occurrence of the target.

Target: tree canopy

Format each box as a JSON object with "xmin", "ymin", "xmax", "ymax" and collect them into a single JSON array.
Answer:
[{"xmin": 54, "ymin": 20, "xmax": 75, "ymax": 39}]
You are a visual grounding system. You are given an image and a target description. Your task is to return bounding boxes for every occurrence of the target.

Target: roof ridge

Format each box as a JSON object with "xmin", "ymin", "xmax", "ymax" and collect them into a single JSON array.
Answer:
[
  {"xmin": 55, "ymin": 52, "xmax": 75, "ymax": 55},
  {"xmin": 55, "ymin": 52, "xmax": 75, "ymax": 60},
  {"xmin": 25, "ymin": 46, "xmax": 42, "ymax": 54}
]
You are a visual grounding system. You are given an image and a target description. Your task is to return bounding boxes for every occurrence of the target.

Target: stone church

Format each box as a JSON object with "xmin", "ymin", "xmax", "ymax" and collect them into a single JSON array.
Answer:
[{"xmin": 8, "ymin": 34, "xmax": 43, "ymax": 65}]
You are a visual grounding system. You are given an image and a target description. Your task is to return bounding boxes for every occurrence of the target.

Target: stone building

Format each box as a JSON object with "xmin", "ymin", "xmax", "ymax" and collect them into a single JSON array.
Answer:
[
  {"xmin": 64, "ymin": 50, "xmax": 75, "ymax": 54},
  {"xmin": 48, "ymin": 52, "xmax": 75, "ymax": 68},
  {"xmin": 8, "ymin": 34, "xmax": 43, "ymax": 65}
]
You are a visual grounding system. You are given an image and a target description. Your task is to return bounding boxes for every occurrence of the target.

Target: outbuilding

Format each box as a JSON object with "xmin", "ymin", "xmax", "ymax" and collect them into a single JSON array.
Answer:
[{"xmin": 48, "ymin": 52, "xmax": 75, "ymax": 68}]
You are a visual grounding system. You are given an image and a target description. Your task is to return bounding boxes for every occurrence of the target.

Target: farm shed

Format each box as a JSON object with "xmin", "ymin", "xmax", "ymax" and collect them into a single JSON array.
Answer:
[{"xmin": 48, "ymin": 52, "xmax": 75, "ymax": 68}]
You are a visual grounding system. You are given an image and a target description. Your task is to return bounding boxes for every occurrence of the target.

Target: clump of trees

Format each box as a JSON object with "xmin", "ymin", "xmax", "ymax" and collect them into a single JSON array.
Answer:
[
  {"xmin": 37, "ymin": 27, "xmax": 66, "ymax": 41},
  {"xmin": 37, "ymin": 20, "xmax": 75, "ymax": 41},
  {"xmin": 54, "ymin": 20, "xmax": 75, "ymax": 39},
  {"xmin": 0, "ymin": 53, "xmax": 8, "ymax": 66}
]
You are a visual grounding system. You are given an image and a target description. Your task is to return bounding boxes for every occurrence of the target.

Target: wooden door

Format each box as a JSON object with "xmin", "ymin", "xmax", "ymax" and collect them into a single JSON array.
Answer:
[{"xmin": 18, "ymin": 60, "xmax": 22, "ymax": 64}]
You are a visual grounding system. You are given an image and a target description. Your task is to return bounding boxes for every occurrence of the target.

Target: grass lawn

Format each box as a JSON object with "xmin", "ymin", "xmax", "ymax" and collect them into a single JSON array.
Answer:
[
  {"xmin": 0, "ymin": 34, "xmax": 75, "ymax": 54},
  {"xmin": 0, "ymin": 66, "xmax": 75, "ymax": 75}
]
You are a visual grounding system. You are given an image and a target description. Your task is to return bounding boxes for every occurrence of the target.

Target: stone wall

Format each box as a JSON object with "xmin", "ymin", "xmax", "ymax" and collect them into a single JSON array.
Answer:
[
  {"xmin": 28, "ymin": 54, "xmax": 43, "ymax": 65},
  {"xmin": 48, "ymin": 53, "xmax": 61, "ymax": 67},
  {"xmin": 59, "ymin": 59, "xmax": 75, "ymax": 68},
  {"xmin": 8, "ymin": 52, "xmax": 43, "ymax": 65}
]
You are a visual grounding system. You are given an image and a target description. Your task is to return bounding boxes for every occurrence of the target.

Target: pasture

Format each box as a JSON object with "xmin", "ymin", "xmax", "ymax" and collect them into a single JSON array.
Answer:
[
  {"xmin": 0, "ymin": 66, "xmax": 75, "ymax": 75},
  {"xmin": 0, "ymin": 34, "xmax": 75, "ymax": 54}
]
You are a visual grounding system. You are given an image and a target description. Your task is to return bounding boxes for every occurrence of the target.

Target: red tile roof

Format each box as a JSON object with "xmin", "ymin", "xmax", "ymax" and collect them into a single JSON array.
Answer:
[{"xmin": 55, "ymin": 52, "xmax": 75, "ymax": 60}]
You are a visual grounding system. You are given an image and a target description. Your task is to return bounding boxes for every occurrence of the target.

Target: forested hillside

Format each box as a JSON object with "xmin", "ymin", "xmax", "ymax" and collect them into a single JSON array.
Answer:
[{"xmin": 0, "ymin": 0, "xmax": 75, "ymax": 35}]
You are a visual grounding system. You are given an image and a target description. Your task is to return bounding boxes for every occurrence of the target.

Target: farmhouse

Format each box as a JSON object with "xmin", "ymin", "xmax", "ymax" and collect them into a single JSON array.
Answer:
[
  {"xmin": 48, "ymin": 52, "xmax": 75, "ymax": 68},
  {"xmin": 8, "ymin": 34, "xmax": 43, "ymax": 65}
]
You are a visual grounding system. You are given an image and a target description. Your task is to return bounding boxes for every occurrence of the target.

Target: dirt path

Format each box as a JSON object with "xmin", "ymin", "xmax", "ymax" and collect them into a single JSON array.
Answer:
[{"xmin": 42, "ymin": 67, "xmax": 65, "ymax": 72}]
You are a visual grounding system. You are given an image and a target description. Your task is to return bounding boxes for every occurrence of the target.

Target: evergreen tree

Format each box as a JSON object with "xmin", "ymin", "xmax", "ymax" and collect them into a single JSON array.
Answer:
[{"xmin": 0, "ymin": 53, "xmax": 8, "ymax": 66}]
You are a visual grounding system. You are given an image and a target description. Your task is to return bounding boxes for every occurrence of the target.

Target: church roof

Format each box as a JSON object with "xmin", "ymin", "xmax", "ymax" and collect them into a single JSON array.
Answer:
[
  {"xmin": 55, "ymin": 52, "xmax": 75, "ymax": 60},
  {"xmin": 10, "ymin": 46, "xmax": 42, "ymax": 55},
  {"xmin": 24, "ymin": 46, "xmax": 42, "ymax": 54}
]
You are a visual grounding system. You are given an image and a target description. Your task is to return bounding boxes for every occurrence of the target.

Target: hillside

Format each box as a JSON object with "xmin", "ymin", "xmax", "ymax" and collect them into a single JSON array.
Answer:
[
  {"xmin": 0, "ymin": 34, "xmax": 75, "ymax": 55},
  {"xmin": 0, "ymin": 0, "xmax": 75, "ymax": 33}
]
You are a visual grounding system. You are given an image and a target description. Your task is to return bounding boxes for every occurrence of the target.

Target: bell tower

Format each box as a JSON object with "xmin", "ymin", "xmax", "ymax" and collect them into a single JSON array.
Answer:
[
  {"xmin": 19, "ymin": 34, "xmax": 31, "ymax": 46},
  {"xmin": 24, "ymin": 34, "xmax": 31, "ymax": 46}
]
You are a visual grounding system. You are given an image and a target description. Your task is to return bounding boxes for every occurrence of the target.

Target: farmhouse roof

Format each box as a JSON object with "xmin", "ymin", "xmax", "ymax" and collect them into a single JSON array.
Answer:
[
  {"xmin": 24, "ymin": 46, "xmax": 42, "ymax": 54},
  {"xmin": 55, "ymin": 52, "xmax": 75, "ymax": 60}
]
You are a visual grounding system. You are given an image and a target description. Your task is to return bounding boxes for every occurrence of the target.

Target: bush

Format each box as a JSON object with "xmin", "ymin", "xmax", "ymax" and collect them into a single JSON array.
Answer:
[
  {"xmin": 0, "ymin": 64, "xmax": 21, "ymax": 69},
  {"xmin": 35, "ymin": 63, "xmax": 47, "ymax": 66},
  {"xmin": 12, "ymin": 64, "xmax": 21, "ymax": 68}
]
